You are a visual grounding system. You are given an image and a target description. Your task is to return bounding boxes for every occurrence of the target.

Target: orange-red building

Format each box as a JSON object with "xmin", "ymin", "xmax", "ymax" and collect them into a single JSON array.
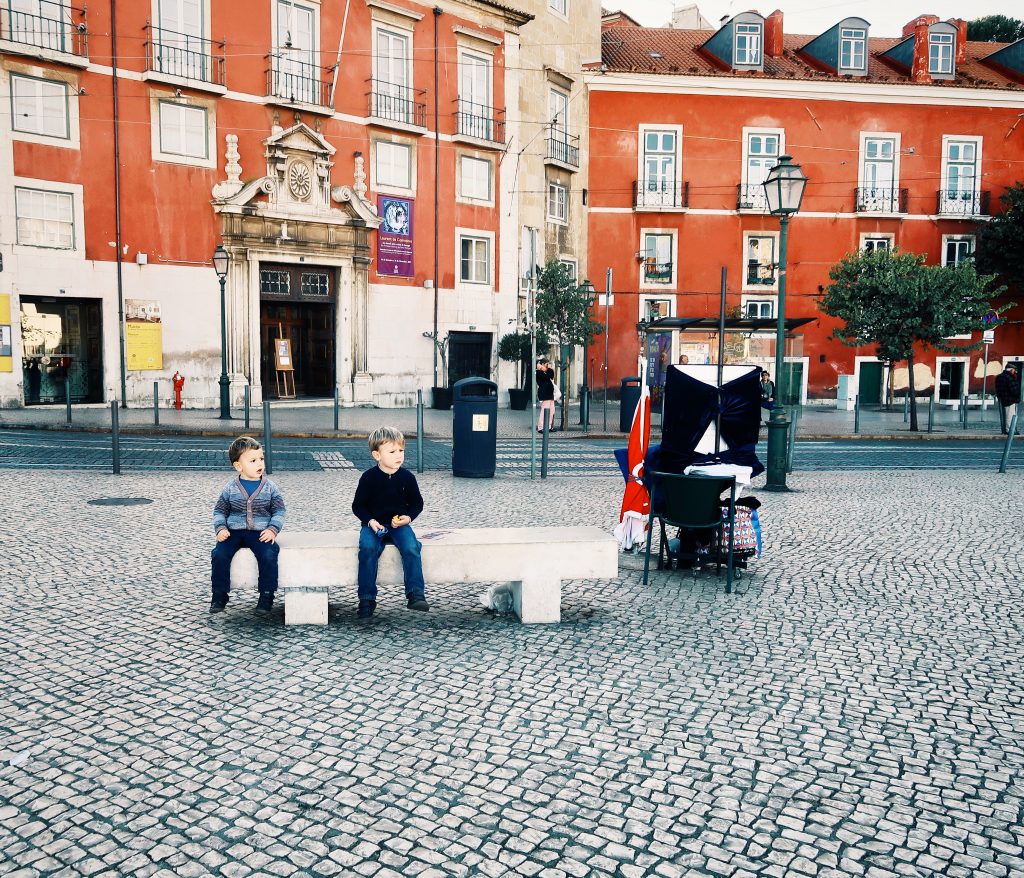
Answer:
[{"xmin": 586, "ymin": 10, "xmax": 1024, "ymax": 407}]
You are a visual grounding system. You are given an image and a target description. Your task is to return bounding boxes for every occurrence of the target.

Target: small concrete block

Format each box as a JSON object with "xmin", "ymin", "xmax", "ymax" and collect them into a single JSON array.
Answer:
[
  {"xmin": 511, "ymin": 577, "xmax": 561, "ymax": 624},
  {"xmin": 284, "ymin": 588, "xmax": 328, "ymax": 625}
]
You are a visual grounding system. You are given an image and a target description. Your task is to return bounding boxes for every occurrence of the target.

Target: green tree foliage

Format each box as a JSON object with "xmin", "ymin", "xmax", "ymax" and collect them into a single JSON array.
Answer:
[
  {"xmin": 967, "ymin": 15, "xmax": 1024, "ymax": 42},
  {"xmin": 535, "ymin": 261, "xmax": 605, "ymax": 428},
  {"xmin": 975, "ymin": 182, "xmax": 1024, "ymax": 293},
  {"xmin": 497, "ymin": 329, "xmax": 548, "ymax": 388},
  {"xmin": 820, "ymin": 248, "xmax": 1003, "ymax": 430}
]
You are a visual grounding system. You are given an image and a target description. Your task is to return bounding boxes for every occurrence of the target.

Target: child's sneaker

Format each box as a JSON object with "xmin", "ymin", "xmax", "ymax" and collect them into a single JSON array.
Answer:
[
  {"xmin": 407, "ymin": 597, "xmax": 430, "ymax": 611},
  {"xmin": 209, "ymin": 593, "xmax": 229, "ymax": 613},
  {"xmin": 357, "ymin": 600, "xmax": 376, "ymax": 619},
  {"xmin": 255, "ymin": 591, "xmax": 274, "ymax": 614}
]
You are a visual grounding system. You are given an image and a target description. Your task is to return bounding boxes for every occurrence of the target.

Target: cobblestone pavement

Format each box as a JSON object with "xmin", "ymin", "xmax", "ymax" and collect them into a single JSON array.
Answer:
[{"xmin": 2, "ymin": 468, "xmax": 1023, "ymax": 878}]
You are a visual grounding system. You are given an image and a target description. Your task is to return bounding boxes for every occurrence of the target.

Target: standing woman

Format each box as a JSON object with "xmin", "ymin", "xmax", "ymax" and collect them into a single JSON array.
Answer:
[{"xmin": 536, "ymin": 357, "xmax": 556, "ymax": 432}]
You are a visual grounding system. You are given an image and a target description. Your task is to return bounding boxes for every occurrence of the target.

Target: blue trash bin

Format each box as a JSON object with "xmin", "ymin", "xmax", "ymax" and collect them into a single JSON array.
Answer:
[{"xmin": 452, "ymin": 377, "xmax": 498, "ymax": 478}]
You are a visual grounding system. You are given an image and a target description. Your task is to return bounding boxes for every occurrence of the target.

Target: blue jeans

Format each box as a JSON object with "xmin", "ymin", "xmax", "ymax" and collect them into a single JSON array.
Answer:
[
  {"xmin": 211, "ymin": 530, "xmax": 280, "ymax": 595},
  {"xmin": 357, "ymin": 525, "xmax": 425, "ymax": 603}
]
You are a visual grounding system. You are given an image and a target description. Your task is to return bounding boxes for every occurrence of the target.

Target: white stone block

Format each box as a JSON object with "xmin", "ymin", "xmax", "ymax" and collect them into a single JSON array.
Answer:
[{"xmin": 284, "ymin": 587, "xmax": 328, "ymax": 625}]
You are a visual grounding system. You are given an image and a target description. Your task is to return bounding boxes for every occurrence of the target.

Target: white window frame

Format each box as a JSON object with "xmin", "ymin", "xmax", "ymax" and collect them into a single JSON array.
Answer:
[
  {"xmin": 547, "ymin": 181, "xmax": 568, "ymax": 224},
  {"xmin": 456, "ymin": 228, "xmax": 493, "ymax": 286},
  {"xmin": 274, "ymin": 0, "xmax": 320, "ymax": 106},
  {"xmin": 857, "ymin": 132, "xmax": 901, "ymax": 213},
  {"xmin": 152, "ymin": 0, "xmax": 211, "ymax": 82},
  {"xmin": 639, "ymin": 229, "xmax": 677, "ymax": 290},
  {"xmin": 741, "ymin": 295, "xmax": 775, "ymax": 319},
  {"xmin": 559, "ymin": 258, "xmax": 577, "ymax": 284},
  {"xmin": 929, "ymin": 31, "xmax": 954, "ymax": 75},
  {"xmin": 940, "ymin": 135, "xmax": 982, "ymax": 216},
  {"xmin": 839, "ymin": 27, "xmax": 867, "ymax": 72},
  {"xmin": 9, "ymin": 71, "xmax": 71, "ymax": 142},
  {"xmin": 149, "ymin": 92, "xmax": 216, "ymax": 167},
  {"xmin": 456, "ymin": 153, "xmax": 492, "ymax": 205},
  {"xmin": 740, "ymin": 127, "xmax": 784, "ymax": 211},
  {"xmin": 861, "ymin": 233, "xmax": 895, "ymax": 253},
  {"xmin": 373, "ymin": 22, "xmax": 413, "ymax": 121},
  {"xmin": 637, "ymin": 123, "xmax": 683, "ymax": 209},
  {"xmin": 371, "ymin": 137, "xmax": 415, "ymax": 195},
  {"xmin": 157, "ymin": 100, "xmax": 208, "ymax": 159},
  {"xmin": 457, "ymin": 48, "xmax": 493, "ymax": 140},
  {"xmin": 942, "ymin": 234, "xmax": 974, "ymax": 268},
  {"xmin": 734, "ymin": 22, "xmax": 762, "ymax": 66},
  {"xmin": 640, "ymin": 295, "xmax": 674, "ymax": 325},
  {"xmin": 743, "ymin": 231, "xmax": 779, "ymax": 291},
  {"xmin": 548, "ymin": 0, "xmax": 567, "ymax": 20},
  {"xmin": 13, "ymin": 180, "xmax": 83, "ymax": 254}
]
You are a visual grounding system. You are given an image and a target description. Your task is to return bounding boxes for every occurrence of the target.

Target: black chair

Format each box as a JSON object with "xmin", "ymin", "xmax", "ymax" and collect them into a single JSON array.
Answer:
[{"xmin": 643, "ymin": 472, "xmax": 737, "ymax": 593}]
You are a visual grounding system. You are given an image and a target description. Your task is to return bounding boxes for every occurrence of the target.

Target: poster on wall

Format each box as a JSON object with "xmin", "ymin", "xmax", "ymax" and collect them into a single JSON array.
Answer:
[
  {"xmin": 125, "ymin": 299, "xmax": 163, "ymax": 370},
  {"xmin": 377, "ymin": 196, "xmax": 414, "ymax": 277},
  {"xmin": 0, "ymin": 294, "xmax": 12, "ymax": 372}
]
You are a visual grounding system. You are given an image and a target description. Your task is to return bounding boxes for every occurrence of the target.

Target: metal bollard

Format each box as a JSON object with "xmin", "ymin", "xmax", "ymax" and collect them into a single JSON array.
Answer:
[
  {"xmin": 65, "ymin": 376, "xmax": 72, "ymax": 425},
  {"xmin": 416, "ymin": 390, "xmax": 424, "ymax": 474},
  {"xmin": 786, "ymin": 408, "xmax": 798, "ymax": 473},
  {"xmin": 153, "ymin": 381, "xmax": 160, "ymax": 426},
  {"xmin": 998, "ymin": 413, "xmax": 1018, "ymax": 473},
  {"xmin": 903, "ymin": 394, "xmax": 909, "ymax": 423},
  {"xmin": 963, "ymin": 395, "xmax": 969, "ymax": 430},
  {"xmin": 541, "ymin": 418, "xmax": 549, "ymax": 478},
  {"xmin": 853, "ymin": 395, "xmax": 860, "ymax": 434},
  {"xmin": 244, "ymin": 385, "xmax": 250, "ymax": 431},
  {"xmin": 333, "ymin": 386, "xmax": 340, "ymax": 432},
  {"xmin": 263, "ymin": 400, "xmax": 273, "ymax": 475},
  {"xmin": 927, "ymin": 396, "xmax": 935, "ymax": 433},
  {"xmin": 111, "ymin": 400, "xmax": 121, "ymax": 475}
]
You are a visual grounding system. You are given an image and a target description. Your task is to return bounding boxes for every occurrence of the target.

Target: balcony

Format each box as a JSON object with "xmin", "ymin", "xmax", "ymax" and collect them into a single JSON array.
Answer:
[
  {"xmin": 855, "ymin": 187, "xmax": 908, "ymax": 214},
  {"xmin": 936, "ymin": 190, "xmax": 990, "ymax": 218},
  {"xmin": 368, "ymin": 79, "xmax": 426, "ymax": 130},
  {"xmin": 266, "ymin": 54, "xmax": 331, "ymax": 111},
  {"xmin": 633, "ymin": 180, "xmax": 689, "ymax": 210},
  {"xmin": 454, "ymin": 100, "xmax": 505, "ymax": 145},
  {"xmin": 642, "ymin": 260, "xmax": 673, "ymax": 283},
  {"xmin": 145, "ymin": 24, "xmax": 225, "ymax": 91},
  {"xmin": 546, "ymin": 129, "xmax": 579, "ymax": 170},
  {"xmin": 736, "ymin": 183, "xmax": 768, "ymax": 212},
  {"xmin": 0, "ymin": 2, "xmax": 88, "ymax": 64},
  {"xmin": 746, "ymin": 262, "xmax": 776, "ymax": 286}
]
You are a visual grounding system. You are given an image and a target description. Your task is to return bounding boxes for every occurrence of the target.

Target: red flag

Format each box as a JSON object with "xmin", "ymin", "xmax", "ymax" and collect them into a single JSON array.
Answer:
[{"xmin": 614, "ymin": 381, "xmax": 651, "ymax": 551}]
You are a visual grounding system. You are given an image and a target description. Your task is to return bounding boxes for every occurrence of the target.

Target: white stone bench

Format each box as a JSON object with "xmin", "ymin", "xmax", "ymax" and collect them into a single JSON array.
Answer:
[{"xmin": 230, "ymin": 526, "xmax": 619, "ymax": 625}]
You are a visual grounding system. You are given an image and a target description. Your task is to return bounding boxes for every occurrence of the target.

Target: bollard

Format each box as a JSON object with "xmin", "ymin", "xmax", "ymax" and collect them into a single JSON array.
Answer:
[
  {"xmin": 786, "ymin": 408, "xmax": 798, "ymax": 474},
  {"xmin": 998, "ymin": 413, "xmax": 1018, "ymax": 473},
  {"xmin": 244, "ymin": 385, "xmax": 250, "ymax": 431},
  {"xmin": 903, "ymin": 394, "xmax": 909, "ymax": 423},
  {"xmin": 416, "ymin": 390, "xmax": 424, "ymax": 474},
  {"xmin": 263, "ymin": 400, "xmax": 273, "ymax": 475},
  {"xmin": 65, "ymin": 376, "xmax": 72, "ymax": 425},
  {"xmin": 962, "ymin": 395, "xmax": 969, "ymax": 430},
  {"xmin": 541, "ymin": 417, "xmax": 549, "ymax": 479},
  {"xmin": 153, "ymin": 381, "xmax": 160, "ymax": 426},
  {"xmin": 927, "ymin": 396, "xmax": 935, "ymax": 433},
  {"xmin": 111, "ymin": 400, "xmax": 121, "ymax": 475},
  {"xmin": 334, "ymin": 386, "xmax": 340, "ymax": 432},
  {"xmin": 853, "ymin": 395, "xmax": 860, "ymax": 434}
]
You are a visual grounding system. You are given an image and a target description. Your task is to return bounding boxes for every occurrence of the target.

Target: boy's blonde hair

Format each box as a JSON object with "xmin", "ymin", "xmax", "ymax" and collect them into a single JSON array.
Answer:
[
  {"xmin": 228, "ymin": 435, "xmax": 262, "ymax": 463},
  {"xmin": 368, "ymin": 426, "xmax": 405, "ymax": 453}
]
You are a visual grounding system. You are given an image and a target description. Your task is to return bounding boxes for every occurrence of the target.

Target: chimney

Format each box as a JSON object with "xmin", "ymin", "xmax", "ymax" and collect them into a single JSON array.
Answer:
[
  {"xmin": 951, "ymin": 18, "xmax": 967, "ymax": 64},
  {"xmin": 765, "ymin": 9, "xmax": 784, "ymax": 58},
  {"xmin": 902, "ymin": 14, "xmax": 938, "ymax": 38},
  {"xmin": 910, "ymin": 20, "xmax": 932, "ymax": 83}
]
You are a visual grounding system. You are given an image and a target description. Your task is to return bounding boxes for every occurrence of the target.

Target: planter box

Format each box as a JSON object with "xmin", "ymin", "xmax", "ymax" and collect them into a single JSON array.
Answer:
[
  {"xmin": 432, "ymin": 387, "xmax": 453, "ymax": 410},
  {"xmin": 508, "ymin": 388, "xmax": 529, "ymax": 410}
]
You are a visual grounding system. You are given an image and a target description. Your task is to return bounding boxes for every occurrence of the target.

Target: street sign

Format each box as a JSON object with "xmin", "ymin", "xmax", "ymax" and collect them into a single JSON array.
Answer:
[
  {"xmin": 983, "ymin": 329, "xmax": 995, "ymax": 344},
  {"xmin": 982, "ymin": 310, "xmax": 998, "ymax": 325}
]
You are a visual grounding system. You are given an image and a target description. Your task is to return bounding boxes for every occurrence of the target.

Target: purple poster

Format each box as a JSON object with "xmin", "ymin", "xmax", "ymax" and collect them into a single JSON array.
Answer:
[{"xmin": 377, "ymin": 196, "xmax": 414, "ymax": 277}]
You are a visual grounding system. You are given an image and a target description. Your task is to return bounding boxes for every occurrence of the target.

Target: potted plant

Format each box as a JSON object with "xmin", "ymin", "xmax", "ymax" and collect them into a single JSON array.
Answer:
[
  {"xmin": 422, "ymin": 330, "xmax": 452, "ymax": 409},
  {"xmin": 497, "ymin": 331, "xmax": 535, "ymax": 410}
]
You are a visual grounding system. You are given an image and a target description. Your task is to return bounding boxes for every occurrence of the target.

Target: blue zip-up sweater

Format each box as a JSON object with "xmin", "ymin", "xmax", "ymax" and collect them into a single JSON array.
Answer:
[{"xmin": 213, "ymin": 476, "xmax": 286, "ymax": 535}]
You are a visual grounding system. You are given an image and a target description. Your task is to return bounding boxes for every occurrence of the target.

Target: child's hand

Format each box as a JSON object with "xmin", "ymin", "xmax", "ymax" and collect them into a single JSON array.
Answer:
[
  {"xmin": 259, "ymin": 529, "xmax": 277, "ymax": 543},
  {"xmin": 216, "ymin": 530, "xmax": 230, "ymax": 542},
  {"xmin": 369, "ymin": 519, "xmax": 386, "ymax": 534},
  {"xmin": 391, "ymin": 515, "xmax": 411, "ymax": 528}
]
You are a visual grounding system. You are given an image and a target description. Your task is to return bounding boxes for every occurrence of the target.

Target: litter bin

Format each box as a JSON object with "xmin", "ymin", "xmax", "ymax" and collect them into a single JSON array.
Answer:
[
  {"xmin": 452, "ymin": 376, "xmax": 498, "ymax": 478},
  {"xmin": 619, "ymin": 376, "xmax": 642, "ymax": 432}
]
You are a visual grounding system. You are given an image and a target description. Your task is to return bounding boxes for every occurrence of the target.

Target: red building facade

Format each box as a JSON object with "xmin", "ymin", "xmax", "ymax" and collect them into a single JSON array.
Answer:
[{"xmin": 586, "ymin": 11, "xmax": 1024, "ymax": 407}]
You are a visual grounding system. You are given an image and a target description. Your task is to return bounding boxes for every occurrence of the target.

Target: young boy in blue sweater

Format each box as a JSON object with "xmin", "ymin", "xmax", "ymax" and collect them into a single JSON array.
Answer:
[
  {"xmin": 352, "ymin": 426, "xmax": 426, "ymax": 619},
  {"xmin": 210, "ymin": 436, "xmax": 286, "ymax": 614}
]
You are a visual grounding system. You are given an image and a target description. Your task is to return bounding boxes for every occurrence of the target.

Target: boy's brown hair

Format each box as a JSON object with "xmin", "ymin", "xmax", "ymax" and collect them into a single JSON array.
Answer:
[
  {"xmin": 228, "ymin": 435, "xmax": 262, "ymax": 463},
  {"xmin": 368, "ymin": 426, "xmax": 405, "ymax": 453}
]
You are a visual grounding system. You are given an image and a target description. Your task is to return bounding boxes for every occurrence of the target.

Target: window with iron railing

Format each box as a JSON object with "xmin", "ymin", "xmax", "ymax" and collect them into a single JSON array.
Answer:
[
  {"xmin": 1, "ymin": 0, "xmax": 87, "ymax": 57},
  {"xmin": 642, "ymin": 233, "xmax": 673, "ymax": 284},
  {"xmin": 146, "ymin": 24, "xmax": 224, "ymax": 85},
  {"xmin": 546, "ymin": 128, "xmax": 579, "ymax": 168},
  {"xmin": 369, "ymin": 78, "xmax": 426, "ymax": 127},
  {"xmin": 745, "ymin": 234, "xmax": 777, "ymax": 286}
]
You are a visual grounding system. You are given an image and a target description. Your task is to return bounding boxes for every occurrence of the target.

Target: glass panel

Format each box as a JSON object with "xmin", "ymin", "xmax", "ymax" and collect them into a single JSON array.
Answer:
[
  {"xmin": 300, "ymin": 273, "xmax": 330, "ymax": 296},
  {"xmin": 260, "ymin": 270, "xmax": 291, "ymax": 295}
]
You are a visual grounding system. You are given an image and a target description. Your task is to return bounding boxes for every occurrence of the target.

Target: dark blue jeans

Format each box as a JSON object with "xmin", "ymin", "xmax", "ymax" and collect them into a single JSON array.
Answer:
[
  {"xmin": 357, "ymin": 525, "xmax": 425, "ymax": 603},
  {"xmin": 211, "ymin": 530, "xmax": 280, "ymax": 595}
]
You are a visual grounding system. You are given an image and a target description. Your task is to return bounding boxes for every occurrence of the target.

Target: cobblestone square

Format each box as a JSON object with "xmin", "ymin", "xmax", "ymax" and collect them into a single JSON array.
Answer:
[{"xmin": 1, "ymin": 468, "xmax": 1022, "ymax": 877}]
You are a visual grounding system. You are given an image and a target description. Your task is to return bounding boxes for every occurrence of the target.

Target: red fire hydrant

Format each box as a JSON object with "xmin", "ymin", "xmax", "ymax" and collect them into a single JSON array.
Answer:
[{"xmin": 172, "ymin": 371, "xmax": 185, "ymax": 410}]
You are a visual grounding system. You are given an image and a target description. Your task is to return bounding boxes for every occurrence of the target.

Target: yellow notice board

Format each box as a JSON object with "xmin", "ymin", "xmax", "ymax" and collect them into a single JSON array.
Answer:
[
  {"xmin": 0, "ymin": 294, "xmax": 12, "ymax": 373},
  {"xmin": 125, "ymin": 298, "xmax": 163, "ymax": 370}
]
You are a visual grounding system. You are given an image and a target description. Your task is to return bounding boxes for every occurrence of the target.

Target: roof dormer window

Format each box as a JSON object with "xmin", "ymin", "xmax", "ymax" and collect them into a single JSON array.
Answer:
[
  {"xmin": 839, "ymin": 27, "xmax": 866, "ymax": 72},
  {"xmin": 929, "ymin": 31, "xmax": 954, "ymax": 74},
  {"xmin": 735, "ymin": 22, "xmax": 762, "ymax": 66}
]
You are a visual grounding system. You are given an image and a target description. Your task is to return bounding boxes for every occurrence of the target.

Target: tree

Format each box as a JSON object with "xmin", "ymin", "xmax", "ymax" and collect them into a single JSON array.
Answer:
[
  {"xmin": 820, "ymin": 249, "xmax": 1004, "ymax": 430},
  {"xmin": 967, "ymin": 15, "xmax": 1024, "ymax": 42},
  {"xmin": 498, "ymin": 329, "xmax": 547, "ymax": 388},
  {"xmin": 975, "ymin": 182, "xmax": 1024, "ymax": 293},
  {"xmin": 535, "ymin": 261, "xmax": 605, "ymax": 429}
]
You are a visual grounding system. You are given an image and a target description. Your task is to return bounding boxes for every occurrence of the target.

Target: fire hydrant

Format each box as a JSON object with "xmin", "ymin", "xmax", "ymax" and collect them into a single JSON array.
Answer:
[{"xmin": 172, "ymin": 371, "xmax": 185, "ymax": 410}]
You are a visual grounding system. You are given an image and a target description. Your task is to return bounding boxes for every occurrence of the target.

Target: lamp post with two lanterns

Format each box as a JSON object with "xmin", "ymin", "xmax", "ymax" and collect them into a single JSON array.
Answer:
[
  {"xmin": 212, "ymin": 245, "xmax": 231, "ymax": 420},
  {"xmin": 761, "ymin": 155, "xmax": 808, "ymax": 491}
]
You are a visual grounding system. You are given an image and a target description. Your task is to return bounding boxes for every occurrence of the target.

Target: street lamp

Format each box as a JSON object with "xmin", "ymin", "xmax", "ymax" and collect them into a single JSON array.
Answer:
[
  {"xmin": 762, "ymin": 155, "xmax": 808, "ymax": 491},
  {"xmin": 212, "ymin": 245, "xmax": 231, "ymax": 420},
  {"xmin": 580, "ymin": 279, "xmax": 596, "ymax": 429}
]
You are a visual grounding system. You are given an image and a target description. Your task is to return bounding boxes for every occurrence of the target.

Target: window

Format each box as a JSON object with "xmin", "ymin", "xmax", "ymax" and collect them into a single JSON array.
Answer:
[
  {"xmin": 744, "ymin": 299, "xmax": 774, "ymax": 318},
  {"xmin": 559, "ymin": 259, "xmax": 577, "ymax": 283},
  {"xmin": 11, "ymin": 73, "xmax": 69, "ymax": 139},
  {"xmin": 941, "ymin": 137, "xmax": 981, "ymax": 215},
  {"xmin": 15, "ymin": 186, "xmax": 74, "ymax": 249},
  {"xmin": 549, "ymin": 88, "xmax": 569, "ymax": 136},
  {"xmin": 158, "ymin": 101, "xmax": 208, "ymax": 159},
  {"xmin": 548, "ymin": 0, "xmax": 566, "ymax": 16},
  {"xmin": 943, "ymin": 236, "xmax": 974, "ymax": 267},
  {"xmin": 374, "ymin": 26, "xmax": 413, "ymax": 122},
  {"xmin": 741, "ymin": 129, "xmax": 782, "ymax": 210},
  {"xmin": 639, "ymin": 126, "xmax": 681, "ymax": 208},
  {"xmin": 4, "ymin": 0, "xmax": 71, "ymax": 51},
  {"xmin": 735, "ymin": 23, "xmax": 762, "ymax": 66},
  {"xmin": 155, "ymin": 0, "xmax": 207, "ymax": 81},
  {"xmin": 458, "ymin": 155, "xmax": 491, "ymax": 201},
  {"xmin": 862, "ymin": 235, "xmax": 892, "ymax": 253},
  {"xmin": 459, "ymin": 235, "xmax": 490, "ymax": 283},
  {"xmin": 274, "ymin": 0, "xmax": 319, "ymax": 105},
  {"xmin": 548, "ymin": 182, "xmax": 568, "ymax": 223},
  {"xmin": 745, "ymin": 234, "xmax": 777, "ymax": 287},
  {"xmin": 858, "ymin": 134, "xmax": 900, "ymax": 212},
  {"xmin": 375, "ymin": 141, "xmax": 412, "ymax": 190},
  {"xmin": 929, "ymin": 32, "xmax": 954, "ymax": 74},
  {"xmin": 458, "ymin": 51, "xmax": 492, "ymax": 140},
  {"xmin": 642, "ymin": 232, "xmax": 673, "ymax": 284},
  {"xmin": 840, "ymin": 27, "xmax": 866, "ymax": 70}
]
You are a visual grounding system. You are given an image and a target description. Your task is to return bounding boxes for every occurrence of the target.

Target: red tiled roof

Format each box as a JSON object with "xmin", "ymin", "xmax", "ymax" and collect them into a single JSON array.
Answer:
[{"xmin": 599, "ymin": 27, "xmax": 1024, "ymax": 90}]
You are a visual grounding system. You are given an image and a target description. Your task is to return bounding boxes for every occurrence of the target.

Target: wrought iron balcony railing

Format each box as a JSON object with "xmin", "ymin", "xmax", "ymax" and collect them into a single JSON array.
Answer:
[
  {"xmin": 936, "ymin": 189, "xmax": 990, "ymax": 217},
  {"xmin": 642, "ymin": 260, "xmax": 673, "ymax": 282},
  {"xmin": 266, "ymin": 54, "xmax": 331, "ymax": 108},
  {"xmin": 855, "ymin": 187, "xmax": 908, "ymax": 214},
  {"xmin": 0, "ymin": 2, "xmax": 87, "ymax": 58},
  {"xmin": 633, "ymin": 180, "xmax": 689, "ymax": 210},
  {"xmin": 368, "ymin": 79, "xmax": 426, "ymax": 128},
  {"xmin": 746, "ymin": 262, "xmax": 776, "ymax": 285},
  {"xmin": 736, "ymin": 183, "xmax": 769, "ymax": 211},
  {"xmin": 546, "ymin": 128, "xmax": 579, "ymax": 169},
  {"xmin": 145, "ymin": 24, "xmax": 225, "ymax": 85},
  {"xmin": 455, "ymin": 100, "xmax": 504, "ymax": 144}
]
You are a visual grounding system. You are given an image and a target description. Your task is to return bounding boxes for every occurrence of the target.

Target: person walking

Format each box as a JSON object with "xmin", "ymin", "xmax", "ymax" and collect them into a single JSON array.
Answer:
[
  {"xmin": 994, "ymin": 363, "xmax": 1021, "ymax": 434},
  {"xmin": 536, "ymin": 358, "xmax": 556, "ymax": 432}
]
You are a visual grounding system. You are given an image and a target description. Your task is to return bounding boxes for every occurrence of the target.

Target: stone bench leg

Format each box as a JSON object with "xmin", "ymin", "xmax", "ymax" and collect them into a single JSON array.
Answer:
[
  {"xmin": 510, "ymin": 576, "xmax": 561, "ymax": 624},
  {"xmin": 283, "ymin": 586, "xmax": 328, "ymax": 625}
]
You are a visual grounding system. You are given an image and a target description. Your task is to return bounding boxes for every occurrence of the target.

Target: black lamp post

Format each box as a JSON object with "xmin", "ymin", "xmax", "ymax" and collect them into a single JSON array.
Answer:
[
  {"xmin": 762, "ymin": 155, "xmax": 808, "ymax": 490},
  {"xmin": 212, "ymin": 245, "xmax": 231, "ymax": 420},
  {"xmin": 580, "ymin": 279, "xmax": 596, "ymax": 428}
]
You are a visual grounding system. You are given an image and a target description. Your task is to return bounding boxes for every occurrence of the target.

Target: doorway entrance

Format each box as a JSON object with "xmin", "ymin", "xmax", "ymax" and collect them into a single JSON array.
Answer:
[
  {"xmin": 858, "ymin": 361, "xmax": 884, "ymax": 406},
  {"xmin": 259, "ymin": 263, "xmax": 336, "ymax": 398},
  {"xmin": 20, "ymin": 296, "xmax": 104, "ymax": 405},
  {"xmin": 937, "ymin": 358, "xmax": 966, "ymax": 402},
  {"xmin": 448, "ymin": 331, "xmax": 492, "ymax": 386}
]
